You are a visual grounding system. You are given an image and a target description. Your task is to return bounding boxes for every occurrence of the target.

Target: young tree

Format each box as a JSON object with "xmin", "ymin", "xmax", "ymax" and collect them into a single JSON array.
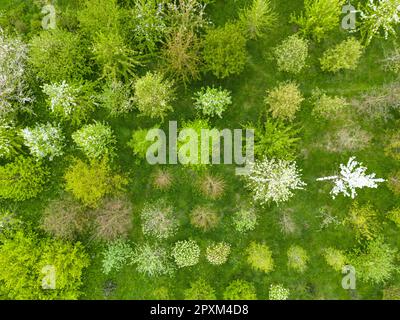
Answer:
[
  {"xmin": 193, "ymin": 87, "xmax": 232, "ymax": 118},
  {"xmin": 233, "ymin": 207, "xmax": 258, "ymax": 233},
  {"xmin": 223, "ymin": 280, "xmax": 257, "ymax": 300},
  {"xmin": 184, "ymin": 279, "xmax": 217, "ymax": 300},
  {"xmin": 0, "ymin": 122, "xmax": 22, "ymax": 160},
  {"xmin": 316, "ymin": 157, "xmax": 385, "ymax": 199},
  {"xmin": 344, "ymin": 202, "xmax": 380, "ymax": 242},
  {"xmin": 269, "ymin": 284, "xmax": 290, "ymax": 300},
  {"xmin": 273, "ymin": 34, "xmax": 309, "ymax": 74},
  {"xmin": 101, "ymin": 239, "xmax": 134, "ymax": 275},
  {"xmin": 128, "ymin": 127, "xmax": 159, "ymax": 160},
  {"xmin": 244, "ymin": 158, "xmax": 306, "ymax": 206},
  {"xmin": 310, "ymin": 89, "xmax": 349, "ymax": 120},
  {"xmin": 287, "ymin": 245, "xmax": 309, "ymax": 273},
  {"xmin": 198, "ymin": 173, "xmax": 226, "ymax": 200},
  {"xmin": 246, "ymin": 242, "xmax": 274, "ymax": 273},
  {"xmin": 99, "ymin": 80, "xmax": 134, "ymax": 117},
  {"xmin": 322, "ymin": 247, "xmax": 347, "ymax": 272},
  {"xmin": 190, "ymin": 206, "xmax": 220, "ymax": 231},
  {"xmin": 206, "ymin": 242, "xmax": 231, "ymax": 265},
  {"xmin": 171, "ymin": 240, "xmax": 200, "ymax": 268}
]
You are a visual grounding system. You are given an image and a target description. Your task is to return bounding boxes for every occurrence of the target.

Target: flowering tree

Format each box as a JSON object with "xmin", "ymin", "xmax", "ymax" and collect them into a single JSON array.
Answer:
[
  {"xmin": 21, "ymin": 123, "xmax": 65, "ymax": 161},
  {"xmin": 317, "ymin": 157, "xmax": 385, "ymax": 199},
  {"xmin": 269, "ymin": 284, "xmax": 290, "ymax": 300},
  {"xmin": 244, "ymin": 158, "xmax": 306, "ymax": 205}
]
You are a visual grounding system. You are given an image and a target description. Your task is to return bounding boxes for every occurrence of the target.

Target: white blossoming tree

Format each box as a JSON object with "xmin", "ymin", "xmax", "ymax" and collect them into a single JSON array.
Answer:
[
  {"xmin": 317, "ymin": 157, "xmax": 385, "ymax": 199},
  {"xmin": 21, "ymin": 123, "xmax": 65, "ymax": 161},
  {"xmin": 244, "ymin": 158, "xmax": 306, "ymax": 206},
  {"xmin": 0, "ymin": 29, "xmax": 33, "ymax": 120}
]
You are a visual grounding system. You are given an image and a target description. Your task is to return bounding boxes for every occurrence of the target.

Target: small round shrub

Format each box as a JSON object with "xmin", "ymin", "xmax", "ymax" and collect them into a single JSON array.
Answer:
[
  {"xmin": 223, "ymin": 280, "xmax": 257, "ymax": 300},
  {"xmin": 171, "ymin": 240, "xmax": 200, "ymax": 268},
  {"xmin": 388, "ymin": 171, "xmax": 400, "ymax": 195},
  {"xmin": 132, "ymin": 243, "xmax": 174, "ymax": 277},
  {"xmin": 269, "ymin": 284, "xmax": 290, "ymax": 300},
  {"xmin": 152, "ymin": 169, "xmax": 173, "ymax": 190},
  {"xmin": 385, "ymin": 132, "xmax": 400, "ymax": 161},
  {"xmin": 0, "ymin": 122, "xmax": 22, "ymax": 160},
  {"xmin": 190, "ymin": 206, "xmax": 220, "ymax": 231},
  {"xmin": 264, "ymin": 82, "xmax": 304, "ymax": 121},
  {"xmin": 233, "ymin": 208, "xmax": 258, "ymax": 233},
  {"xmin": 310, "ymin": 89, "xmax": 349, "ymax": 120},
  {"xmin": 287, "ymin": 245, "xmax": 309, "ymax": 273},
  {"xmin": 383, "ymin": 286, "xmax": 400, "ymax": 300},
  {"xmin": 193, "ymin": 87, "xmax": 232, "ymax": 118},
  {"xmin": 322, "ymin": 247, "xmax": 346, "ymax": 272},
  {"xmin": 387, "ymin": 207, "xmax": 400, "ymax": 227},
  {"xmin": 206, "ymin": 242, "xmax": 231, "ymax": 265},
  {"xmin": 246, "ymin": 242, "xmax": 274, "ymax": 273},
  {"xmin": 184, "ymin": 279, "xmax": 217, "ymax": 300},
  {"xmin": 101, "ymin": 239, "xmax": 134, "ymax": 275},
  {"xmin": 127, "ymin": 127, "xmax": 158, "ymax": 160},
  {"xmin": 198, "ymin": 174, "xmax": 226, "ymax": 200},
  {"xmin": 273, "ymin": 34, "xmax": 308, "ymax": 74},
  {"xmin": 100, "ymin": 80, "xmax": 134, "ymax": 116},
  {"xmin": 344, "ymin": 202, "xmax": 379, "ymax": 242}
]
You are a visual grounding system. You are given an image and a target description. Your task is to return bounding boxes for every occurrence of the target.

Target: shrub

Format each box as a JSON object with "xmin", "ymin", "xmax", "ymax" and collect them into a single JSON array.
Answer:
[
  {"xmin": 322, "ymin": 247, "xmax": 346, "ymax": 272},
  {"xmin": 287, "ymin": 245, "xmax": 309, "ymax": 273},
  {"xmin": 152, "ymin": 168, "xmax": 173, "ymax": 190},
  {"xmin": 382, "ymin": 48, "xmax": 400, "ymax": 75},
  {"xmin": 269, "ymin": 284, "xmax": 290, "ymax": 300},
  {"xmin": 92, "ymin": 197, "xmax": 133, "ymax": 242},
  {"xmin": 233, "ymin": 208, "xmax": 258, "ymax": 233},
  {"xmin": 21, "ymin": 123, "xmax": 64, "ymax": 161},
  {"xmin": 202, "ymin": 23, "xmax": 247, "ymax": 79},
  {"xmin": 290, "ymin": 0, "xmax": 346, "ymax": 42},
  {"xmin": 42, "ymin": 81, "xmax": 96, "ymax": 125},
  {"xmin": 72, "ymin": 122, "xmax": 116, "ymax": 159},
  {"xmin": 246, "ymin": 242, "xmax": 274, "ymax": 273},
  {"xmin": 64, "ymin": 158, "xmax": 127, "ymax": 208},
  {"xmin": 383, "ymin": 286, "xmax": 400, "ymax": 300},
  {"xmin": 344, "ymin": 202, "xmax": 379, "ymax": 242},
  {"xmin": 244, "ymin": 158, "xmax": 306, "ymax": 206},
  {"xmin": 132, "ymin": 243, "xmax": 174, "ymax": 277},
  {"xmin": 29, "ymin": 29, "xmax": 87, "ymax": 82},
  {"xmin": 184, "ymin": 279, "xmax": 217, "ymax": 300},
  {"xmin": 193, "ymin": 87, "xmax": 232, "ymax": 118},
  {"xmin": 0, "ymin": 122, "xmax": 22, "ymax": 160},
  {"xmin": 349, "ymin": 237, "xmax": 397, "ymax": 284},
  {"xmin": 279, "ymin": 210, "xmax": 298, "ymax": 235},
  {"xmin": 133, "ymin": 72, "xmax": 175, "ymax": 119},
  {"xmin": 0, "ymin": 156, "xmax": 48, "ymax": 201},
  {"xmin": 128, "ymin": 127, "xmax": 158, "ymax": 160},
  {"xmin": 388, "ymin": 171, "xmax": 400, "ymax": 195},
  {"xmin": 206, "ymin": 242, "xmax": 231, "ymax": 265},
  {"xmin": 190, "ymin": 206, "xmax": 220, "ymax": 231},
  {"xmin": 101, "ymin": 239, "xmax": 134, "ymax": 275},
  {"xmin": 198, "ymin": 174, "xmax": 226, "ymax": 200},
  {"xmin": 320, "ymin": 38, "xmax": 364, "ymax": 73},
  {"xmin": 387, "ymin": 207, "xmax": 400, "ymax": 227},
  {"xmin": 223, "ymin": 280, "xmax": 257, "ymax": 300},
  {"xmin": 264, "ymin": 82, "xmax": 304, "ymax": 121},
  {"xmin": 310, "ymin": 89, "xmax": 349, "ymax": 120},
  {"xmin": 172, "ymin": 240, "xmax": 200, "ymax": 268},
  {"xmin": 100, "ymin": 80, "xmax": 134, "ymax": 116},
  {"xmin": 41, "ymin": 195, "xmax": 89, "ymax": 241},
  {"xmin": 385, "ymin": 132, "xmax": 400, "ymax": 161},
  {"xmin": 239, "ymin": 0, "xmax": 278, "ymax": 39},
  {"xmin": 140, "ymin": 200, "xmax": 179, "ymax": 240},
  {"xmin": 273, "ymin": 34, "xmax": 308, "ymax": 74}
]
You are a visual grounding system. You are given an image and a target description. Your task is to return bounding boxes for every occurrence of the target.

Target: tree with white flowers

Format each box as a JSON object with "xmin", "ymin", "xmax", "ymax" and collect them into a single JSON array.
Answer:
[
  {"xmin": 244, "ymin": 158, "xmax": 306, "ymax": 206},
  {"xmin": 317, "ymin": 157, "xmax": 385, "ymax": 199}
]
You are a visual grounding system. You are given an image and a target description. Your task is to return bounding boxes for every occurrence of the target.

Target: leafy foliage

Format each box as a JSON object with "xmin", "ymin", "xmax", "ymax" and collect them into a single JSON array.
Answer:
[
  {"xmin": 190, "ymin": 206, "xmax": 220, "ymax": 231},
  {"xmin": 206, "ymin": 242, "xmax": 231, "ymax": 265},
  {"xmin": 233, "ymin": 208, "xmax": 258, "ymax": 233},
  {"xmin": 310, "ymin": 89, "xmax": 349, "ymax": 120},
  {"xmin": 223, "ymin": 280, "xmax": 257, "ymax": 300},
  {"xmin": 269, "ymin": 284, "xmax": 290, "ymax": 300},
  {"xmin": 322, "ymin": 247, "xmax": 346, "ymax": 272},
  {"xmin": 99, "ymin": 80, "xmax": 134, "ymax": 116},
  {"xmin": 287, "ymin": 245, "xmax": 309, "ymax": 273},
  {"xmin": 273, "ymin": 34, "xmax": 308, "ymax": 74},
  {"xmin": 172, "ymin": 240, "xmax": 200, "ymax": 268},
  {"xmin": 246, "ymin": 242, "xmax": 274, "ymax": 273},
  {"xmin": 184, "ymin": 278, "xmax": 217, "ymax": 300},
  {"xmin": 344, "ymin": 202, "xmax": 380, "ymax": 242},
  {"xmin": 132, "ymin": 243, "xmax": 174, "ymax": 277},
  {"xmin": 101, "ymin": 239, "xmax": 134, "ymax": 275},
  {"xmin": 193, "ymin": 87, "xmax": 232, "ymax": 118}
]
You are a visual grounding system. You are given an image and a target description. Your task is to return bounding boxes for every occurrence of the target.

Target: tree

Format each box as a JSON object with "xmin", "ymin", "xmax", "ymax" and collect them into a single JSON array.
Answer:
[
  {"xmin": 190, "ymin": 206, "xmax": 220, "ymax": 231},
  {"xmin": 171, "ymin": 240, "xmax": 200, "ymax": 268},
  {"xmin": 316, "ymin": 157, "xmax": 385, "ymax": 199},
  {"xmin": 387, "ymin": 207, "xmax": 400, "ymax": 227},
  {"xmin": 202, "ymin": 23, "xmax": 248, "ymax": 79},
  {"xmin": 320, "ymin": 38, "xmax": 364, "ymax": 72},
  {"xmin": 290, "ymin": 0, "xmax": 346, "ymax": 42},
  {"xmin": 133, "ymin": 72, "xmax": 175, "ymax": 119},
  {"xmin": 244, "ymin": 158, "xmax": 306, "ymax": 206},
  {"xmin": 287, "ymin": 245, "xmax": 309, "ymax": 273},
  {"xmin": 198, "ymin": 173, "xmax": 226, "ymax": 200},
  {"xmin": 239, "ymin": 0, "xmax": 278, "ymax": 39},
  {"xmin": 310, "ymin": 89, "xmax": 349, "ymax": 120},
  {"xmin": 246, "ymin": 242, "xmax": 274, "ymax": 273},
  {"xmin": 322, "ymin": 247, "xmax": 346, "ymax": 272},
  {"xmin": 385, "ymin": 132, "xmax": 400, "ymax": 160},
  {"xmin": 206, "ymin": 242, "xmax": 231, "ymax": 265},
  {"xmin": 223, "ymin": 280, "xmax": 257, "ymax": 300},
  {"xmin": 128, "ymin": 127, "xmax": 159, "ymax": 160},
  {"xmin": 64, "ymin": 158, "xmax": 127, "ymax": 208},
  {"xmin": 273, "ymin": 34, "xmax": 308, "ymax": 74},
  {"xmin": 101, "ymin": 239, "xmax": 134, "ymax": 275},
  {"xmin": 29, "ymin": 29, "xmax": 88, "ymax": 82},
  {"xmin": 0, "ymin": 228, "xmax": 89, "ymax": 299},
  {"xmin": 184, "ymin": 279, "xmax": 217, "ymax": 300},
  {"xmin": 388, "ymin": 171, "xmax": 400, "ymax": 195},
  {"xmin": 193, "ymin": 87, "xmax": 232, "ymax": 118},
  {"xmin": 72, "ymin": 122, "xmax": 116, "ymax": 159},
  {"xmin": 233, "ymin": 208, "xmax": 258, "ymax": 233},
  {"xmin": 0, "ymin": 156, "xmax": 48, "ymax": 201},
  {"xmin": 152, "ymin": 168, "xmax": 173, "ymax": 190},
  {"xmin": 264, "ymin": 81, "xmax": 304, "ymax": 121},
  {"xmin": 344, "ymin": 202, "xmax": 380, "ymax": 242},
  {"xmin": 269, "ymin": 284, "xmax": 290, "ymax": 300},
  {"xmin": 0, "ymin": 122, "xmax": 22, "ymax": 160},
  {"xmin": 140, "ymin": 200, "xmax": 179, "ymax": 240},
  {"xmin": 21, "ymin": 123, "xmax": 64, "ymax": 161},
  {"xmin": 99, "ymin": 80, "xmax": 134, "ymax": 117}
]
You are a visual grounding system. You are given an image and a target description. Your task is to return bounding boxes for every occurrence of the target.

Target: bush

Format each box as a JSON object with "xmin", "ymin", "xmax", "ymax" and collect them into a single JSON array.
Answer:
[
  {"xmin": 0, "ymin": 122, "xmax": 22, "ymax": 160},
  {"xmin": 193, "ymin": 87, "xmax": 232, "ymax": 118},
  {"xmin": 239, "ymin": 0, "xmax": 278, "ymax": 39},
  {"xmin": 388, "ymin": 171, "xmax": 400, "ymax": 195},
  {"xmin": 101, "ymin": 239, "xmax": 134, "ymax": 275},
  {"xmin": 29, "ymin": 29, "xmax": 88, "ymax": 82},
  {"xmin": 0, "ymin": 156, "xmax": 48, "ymax": 201},
  {"xmin": 202, "ymin": 23, "xmax": 247, "ymax": 79},
  {"xmin": 344, "ymin": 202, "xmax": 379, "ymax": 242},
  {"xmin": 128, "ymin": 127, "xmax": 158, "ymax": 160},
  {"xmin": 287, "ymin": 245, "xmax": 309, "ymax": 273},
  {"xmin": 99, "ymin": 80, "xmax": 134, "ymax": 117},
  {"xmin": 133, "ymin": 72, "xmax": 175, "ymax": 119},
  {"xmin": 349, "ymin": 237, "xmax": 397, "ymax": 284},
  {"xmin": 246, "ymin": 242, "xmax": 274, "ymax": 273},
  {"xmin": 233, "ymin": 208, "xmax": 258, "ymax": 233},
  {"xmin": 184, "ymin": 279, "xmax": 217, "ymax": 300},
  {"xmin": 172, "ymin": 240, "xmax": 200, "ymax": 268},
  {"xmin": 152, "ymin": 168, "xmax": 173, "ymax": 190},
  {"xmin": 92, "ymin": 197, "xmax": 133, "ymax": 241},
  {"xmin": 387, "ymin": 207, "xmax": 400, "ymax": 227},
  {"xmin": 206, "ymin": 242, "xmax": 231, "ymax": 265},
  {"xmin": 64, "ymin": 158, "xmax": 127, "ymax": 208},
  {"xmin": 322, "ymin": 247, "xmax": 346, "ymax": 272},
  {"xmin": 21, "ymin": 123, "xmax": 64, "ymax": 161},
  {"xmin": 290, "ymin": 0, "xmax": 345, "ymax": 42},
  {"xmin": 190, "ymin": 206, "xmax": 220, "ymax": 231},
  {"xmin": 310, "ymin": 89, "xmax": 349, "ymax": 120},
  {"xmin": 140, "ymin": 200, "xmax": 179, "ymax": 240},
  {"xmin": 198, "ymin": 173, "xmax": 226, "ymax": 200},
  {"xmin": 264, "ymin": 82, "xmax": 304, "ymax": 121},
  {"xmin": 320, "ymin": 38, "xmax": 363, "ymax": 73},
  {"xmin": 132, "ymin": 243, "xmax": 174, "ymax": 277},
  {"xmin": 382, "ymin": 48, "xmax": 400, "ymax": 75},
  {"xmin": 269, "ymin": 284, "xmax": 290, "ymax": 300},
  {"xmin": 72, "ymin": 122, "xmax": 116, "ymax": 159},
  {"xmin": 273, "ymin": 34, "xmax": 308, "ymax": 74},
  {"xmin": 383, "ymin": 286, "xmax": 400, "ymax": 300},
  {"xmin": 385, "ymin": 132, "xmax": 400, "ymax": 161},
  {"xmin": 223, "ymin": 280, "xmax": 257, "ymax": 300}
]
